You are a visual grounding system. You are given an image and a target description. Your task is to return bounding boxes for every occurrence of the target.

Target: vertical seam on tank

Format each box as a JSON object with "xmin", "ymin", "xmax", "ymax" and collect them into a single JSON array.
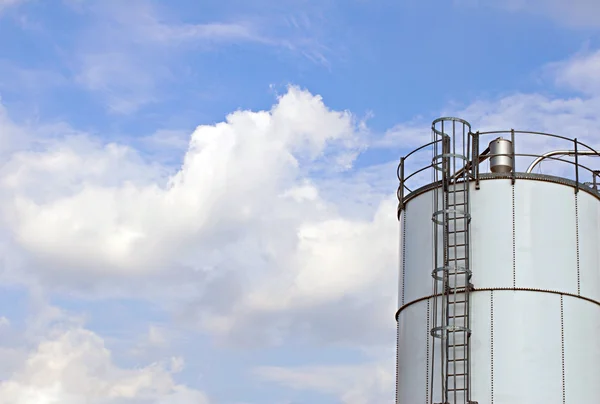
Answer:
[
  {"xmin": 425, "ymin": 299, "xmax": 430, "ymax": 404},
  {"xmin": 397, "ymin": 210, "xmax": 405, "ymax": 404},
  {"xmin": 512, "ymin": 184, "xmax": 516, "ymax": 288},
  {"xmin": 575, "ymin": 195, "xmax": 580, "ymax": 296},
  {"xmin": 561, "ymin": 295, "xmax": 565, "ymax": 404},
  {"xmin": 402, "ymin": 210, "xmax": 407, "ymax": 305},
  {"xmin": 490, "ymin": 290, "xmax": 494, "ymax": 404},
  {"xmin": 395, "ymin": 320, "xmax": 400, "ymax": 404}
]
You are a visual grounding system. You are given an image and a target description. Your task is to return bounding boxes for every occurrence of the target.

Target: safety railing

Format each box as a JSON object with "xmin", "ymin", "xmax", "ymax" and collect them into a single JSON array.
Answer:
[{"xmin": 397, "ymin": 119, "xmax": 600, "ymax": 215}]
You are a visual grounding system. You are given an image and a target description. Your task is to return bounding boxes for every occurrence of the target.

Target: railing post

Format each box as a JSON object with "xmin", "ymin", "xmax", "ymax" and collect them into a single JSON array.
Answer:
[
  {"xmin": 399, "ymin": 157, "xmax": 405, "ymax": 210},
  {"xmin": 511, "ymin": 128, "xmax": 516, "ymax": 184},
  {"xmin": 574, "ymin": 138, "xmax": 579, "ymax": 194},
  {"xmin": 473, "ymin": 131, "xmax": 480, "ymax": 190}
]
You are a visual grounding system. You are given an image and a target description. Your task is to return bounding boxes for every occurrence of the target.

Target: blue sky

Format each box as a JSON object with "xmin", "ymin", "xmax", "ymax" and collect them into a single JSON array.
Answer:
[{"xmin": 0, "ymin": 0, "xmax": 600, "ymax": 403}]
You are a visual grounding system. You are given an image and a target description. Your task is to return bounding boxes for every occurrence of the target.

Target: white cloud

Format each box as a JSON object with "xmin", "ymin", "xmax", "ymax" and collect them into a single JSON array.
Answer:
[
  {"xmin": 0, "ymin": 324, "xmax": 209, "ymax": 404},
  {"xmin": 0, "ymin": 86, "xmax": 396, "ymax": 349},
  {"xmin": 2, "ymin": 86, "xmax": 360, "ymax": 274},
  {"xmin": 546, "ymin": 49, "xmax": 600, "ymax": 96}
]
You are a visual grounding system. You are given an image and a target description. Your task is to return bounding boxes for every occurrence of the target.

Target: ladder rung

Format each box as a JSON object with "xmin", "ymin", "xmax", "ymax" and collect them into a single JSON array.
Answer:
[
  {"xmin": 448, "ymin": 358, "xmax": 467, "ymax": 362},
  {"xmin": 447, "ymin": 243, "xmax": 467, "ymax": 247},
  {"xmin": 447, "ymin": 289, "xmax": 468, "ymax": 294},
  {"xmin": 447, "ymin": 388, "xmax": 467, "ymax": 392}
]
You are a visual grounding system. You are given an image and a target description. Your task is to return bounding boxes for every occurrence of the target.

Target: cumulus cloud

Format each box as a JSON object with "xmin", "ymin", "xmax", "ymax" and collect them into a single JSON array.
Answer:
[
  {"xmin": 2, "ymin": 86, "xmax": 360, "ymax": 273},
  {"xmin": 0, "ymin": 323, "xmax": 209, "ymax": 404},
  {"xmin": 0, "ymin": 86, "xmax": 397, "ymax": 349}
]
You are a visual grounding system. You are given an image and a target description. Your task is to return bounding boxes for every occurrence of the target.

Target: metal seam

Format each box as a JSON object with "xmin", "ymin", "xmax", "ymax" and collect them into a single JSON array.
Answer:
[
  {"xmin": 512, "ymin": 184, "xmax": 516, "ymax": 288},
  {"xmin": 395, "ymin": 320, "xmax": 400, "ymax": 404},
  {"xmin": 575, "ymin": 195, "xmax": 580, "ymax": 296},
  {"xmin": 490, "ymin": 291, "xmax": 494, "ymax": 404},
  {"xmin": 561, "ymin": 295, "xmax": 565, "ymax": 404},
  {"xmin": 425, "ymin": 299, "xmax": 430, "ymax": 404},
  {"xmin": 402, "ymin": 210, "xmax": 407, "ymax": 305},
  {"xmin": 397, "ymin": 173, "xmax": 600, "ymax": 219},
  {"xmin": 394, "ymin": 287, "xmax": 600, "ymax": 320}
]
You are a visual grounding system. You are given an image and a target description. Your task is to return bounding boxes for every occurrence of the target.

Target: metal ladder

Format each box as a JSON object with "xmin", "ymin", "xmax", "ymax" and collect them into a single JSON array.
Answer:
[{"xmin": 430, "ymin": 121, "xmax": 476, "ymax": 404}]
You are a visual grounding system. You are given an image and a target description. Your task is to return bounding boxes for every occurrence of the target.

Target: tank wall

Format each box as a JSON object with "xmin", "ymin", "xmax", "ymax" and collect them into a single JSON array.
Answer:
[
  {"xmin": 514, "ymin": 180, "xmax": 578, "ymax": 293},
  {"xmin": 470, "ymin": 179, "xmax": 513, "ymax": 289},
  {"xmin": 397, "ymin": 178, "xmax": 600, "ymax": 403},
  {"xmin": 577, "ymin": 191, "xmax": 600, "ymax": 302},
  {"xmin": 396, "ymin": 299, "xmax": 428, "ymax": 403},
  {"xmin": 398, "ymin": 178, "xmax": 600, "ymax": 302},
  {"xmin": 397, "ymin": 290, "xmax": 600, "ymax": 404},
  {"xmin": 492, "ymin": 291, "xmax": 563, "ymax": 403},
  {"xmin": 402, "ymin": 190, "xmax": 435, "ymax": 305},
  {"xmin": 563, "ymin": 297, "xmax": 600, "ymax": 401}
]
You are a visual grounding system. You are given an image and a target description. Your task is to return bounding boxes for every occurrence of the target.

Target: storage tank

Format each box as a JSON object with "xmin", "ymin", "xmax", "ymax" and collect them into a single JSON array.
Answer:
[{"xmin": 395, "ymin": 117, "xmax": 600, "ymax": 404}]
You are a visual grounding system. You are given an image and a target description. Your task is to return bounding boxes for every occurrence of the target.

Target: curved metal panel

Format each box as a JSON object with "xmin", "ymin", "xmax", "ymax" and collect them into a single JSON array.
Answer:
[
  {"xmin": 403, "ymin": 191, "xmax": 435, "ymax": 304},
  {"xmin": 492, "ymin": 291, "xmax": 563, "ymax": 403},
  {"xmin": 468, "ymin": 291, "xmax": 492, "ymax": 403},
  {"xmin": 428, "ymin": 295, "xmax": 444, "ymax": 404},
  {"xmin": 577, "ymin": 191, "xmax": 600, "ymax": 302},
  {"xmin": 470, "ymin": 179, "xmax": 514, "ymax": 289},
  {"xmin": 514, "ymin": 180, "xmax": 578, "ymax": 294},
  {"xmin": 399, "ymin": 178, "xmax": 600, "ymax": 403},
  {"xmin": 563, "ymin": 296, "xmax": 600, "ymax": 402},
  {"xmin": 397, "ymin": 299, "xmax": 428, "ymax": 404}
]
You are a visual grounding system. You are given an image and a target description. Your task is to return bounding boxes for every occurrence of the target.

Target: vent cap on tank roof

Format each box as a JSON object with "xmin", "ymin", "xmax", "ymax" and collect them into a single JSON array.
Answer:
[{"xmin": 489, "ymin": 137, "xmax": 513, "ymax": 173}]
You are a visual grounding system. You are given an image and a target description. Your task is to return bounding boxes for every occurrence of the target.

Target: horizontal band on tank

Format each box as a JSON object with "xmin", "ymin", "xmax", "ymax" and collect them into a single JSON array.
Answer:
[
  {"xmin": 394, "ymin": 287, "xmax": 600, "ymax": 321},
  {"xmin": 397, "ymin": 172, "xmax": 600, "ymax": 220}
]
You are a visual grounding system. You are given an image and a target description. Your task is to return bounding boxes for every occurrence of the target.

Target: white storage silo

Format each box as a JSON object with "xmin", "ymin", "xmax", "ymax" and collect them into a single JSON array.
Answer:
[{"xmin": 395, "ymin": 117, "xmax": 600, "ymax": 404}]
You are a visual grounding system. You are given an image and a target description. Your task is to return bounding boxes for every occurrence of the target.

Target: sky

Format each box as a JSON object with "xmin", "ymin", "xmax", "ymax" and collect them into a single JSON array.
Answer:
[{"xmin": 0, "ymin": 0, "xmax": 600, "ymax": 403}]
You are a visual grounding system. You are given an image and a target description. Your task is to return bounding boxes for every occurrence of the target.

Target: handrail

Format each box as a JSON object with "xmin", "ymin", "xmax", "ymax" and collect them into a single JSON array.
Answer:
[
  {"xmin": 527, "ymin": 150, "xmax": 600, "ymax": 173},
  {"xmin": 397, "ymin": 121, "xmax": 600, "ymax": 214}
]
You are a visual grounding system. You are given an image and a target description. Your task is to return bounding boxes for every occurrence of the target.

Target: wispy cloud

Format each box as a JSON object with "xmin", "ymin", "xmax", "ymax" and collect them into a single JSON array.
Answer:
[
  {"xmin": 459, "ymin": 0, "xmax": 600, "ymax": 29},
  {"xmin": 64, "ymin": 1, "xmax": 332, "ymax": 113},
  {"xmin": 545, "ymin": 49, "xmax": 600, "ymax": 95},
  {"xmin": 255, "ymin": 361, "xmax": 395, "ymax": 404},
  {"xmin": 0, "ymin": 0, "xmax": 25, "ymax": 13}
]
